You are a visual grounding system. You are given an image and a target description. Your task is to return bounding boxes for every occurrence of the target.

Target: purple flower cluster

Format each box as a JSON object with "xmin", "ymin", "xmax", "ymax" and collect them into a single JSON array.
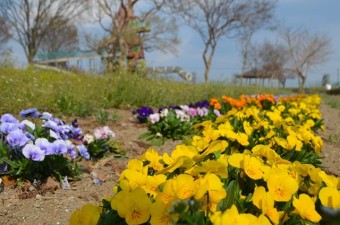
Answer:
[
  {"xmin": 40, "ymin": 112, "xmax": 83, "ymax": 141},
  {"xmin": 0, "ymin": 114, "xmax": 29, "ymax": 147},
  {"xmin": 146, "ymin": 100, "xmax": 212, "ymax": 124},
  {"xmin": 0, "ymin": 108, "xmax": 91, "ymax": 166},
  {"xmin": 132, "ymin": 106, "xmax": 154, "ymax": 123}
]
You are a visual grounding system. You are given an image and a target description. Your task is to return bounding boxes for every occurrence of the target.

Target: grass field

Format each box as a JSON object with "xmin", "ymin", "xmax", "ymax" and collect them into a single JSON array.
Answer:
[{"xmin": 1, "ymin": 67, "xmax": 338, "ymax": 117}]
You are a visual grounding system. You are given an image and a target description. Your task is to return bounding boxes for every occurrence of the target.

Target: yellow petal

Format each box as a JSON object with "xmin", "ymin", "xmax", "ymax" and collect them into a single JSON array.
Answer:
[{"xmin": 319, "ymin": 187, "xmax": 340, "ymax": 210}]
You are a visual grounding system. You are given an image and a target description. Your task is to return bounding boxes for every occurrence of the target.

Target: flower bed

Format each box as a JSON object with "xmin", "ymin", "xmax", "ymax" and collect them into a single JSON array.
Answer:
[
  {"xmin": 70, "ymin": 94, "xmax": 340, "ymax": 225},
  {"xmin": 133, "ymin": 94, "xmax": 310, "ymax": 145},
  {"xmin": 0, "ymin": 108, "xmax": 119, "ymax": 186}
]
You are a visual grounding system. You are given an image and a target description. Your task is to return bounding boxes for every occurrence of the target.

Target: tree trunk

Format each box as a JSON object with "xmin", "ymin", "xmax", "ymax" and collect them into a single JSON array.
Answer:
[
  {"xmin": 202, "ymin": 42, "xmax": 217, "ymax": 83},
  {"xmin": 118, "ymin": 38, "xmax": 128, "ymax": 70},
  {"xmin": 297, "ymin": 70, "xmax": 306, "ymax": 92},
  {"xmin": 300, "ymin": 77, "xmax": 306, "ymax": 91},
  {"xmin": 27, "ymin": 42, "xmax": 36, "ymax": 64}
]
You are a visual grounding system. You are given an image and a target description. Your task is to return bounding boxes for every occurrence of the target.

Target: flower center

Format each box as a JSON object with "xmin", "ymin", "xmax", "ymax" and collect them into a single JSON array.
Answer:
[{"xmin": 131, "ymin": 210, "xmax": 142, "ymax": 220}]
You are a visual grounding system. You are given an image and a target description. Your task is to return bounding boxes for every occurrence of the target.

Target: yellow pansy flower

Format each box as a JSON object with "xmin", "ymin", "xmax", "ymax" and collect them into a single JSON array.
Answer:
[
  {"xmin": 287, "ymin": 134, "xmax": 303, "ymax": 151},
  {"xmin": 267, "ymin": 168, "xmax": 298, "ymax": 202},
  {"xmin": 144, "ymin": 174, "xmax": 167, "ymax": 197},
  {"xmin": 243, "ymin": 121, "xmax": 253, "ymax": 136},
  {"xmin": 159, "ymin": 154, "xmax": 195, "ymax": 174},
  {"xmin": 191, "ymin": 135, "xmax": 210, "ymax": 152},
  {"xmin": 274, "ymin": 137, "xmax": 288, "ymax": 149},
  {"xmin": 111, "ymin": 188, "xmax": 152, "ymax": 225},
  {"xmin": 296, "ymin": 127, "xmax": 313, "ymax": 142},
  {"xmin": 236, "ymin": 132, "xmax": 249, "ymax": 146},
  {"xmin": 195, "ymin": 140, "xmax": 228, "ymax": 161},
  {"xmin": 245, "ymin": 106, "xmax": 261, "ymax": 122},
  {"xmin": 156, "ymin": 179, "xmax": 175, "ymax": 204},
  {"xmin": 192, "ymin": 158, "xmax": 228, "ymax": 179},
  {"xmin": 69, "ymin": 204, "xmax": 101, "ymax": 225},
  {"xmin": 171, "ymin": 144, "xmax": 198, "ymax": 160},
  {"xmin": 251, "ymin": 145, "xmax": 290, "ymax": 167},
  {"xmin": 142, "ymin": 148, "xmax": 164, "ymax": 171},
  {"xmin": 119, "ymin": 169, "xmax": 147, "ymax": 191},
  {"xmin": 305, "ymin": 119, "xmax": 315, "ymax": 128},
  {"xmin": 318, "ymin": 171, "xmax": 339, "ymax": 188},
  {"xmin": 266, "ymin": 111, "xmax": 283, "ymax": 124},
  {"xmin": 150, "ymin": 200, "xmax": 178, "ymax": 225},
  {"xmin": 195, "ymin": 173, "xmax": 226, "ymax": 212},
  {"xmin": 311, "ymin": 135, "xmax": 323, "ymax": 155},
  {"xmin": 243, "ymin": 155, "xmax": 264, "ymax": 180},
  {"xmin": 127, "ymin": 158, "xmax": 146, "ymax": 173},
  {"xmin": 210, "ymin": 205, "xmax": 250, "ymax": 225},
  {"xmin": 293, "ymin": 194, "xmax": 321, "ymax": 223},
  {"xmin": 277, "ymin": 104, "xmax": 285, "ymax": 112},
  {"xmin": 297, "ymin": 163, "xmax": 323, "ymax": 195},
  {"xmin": 319, "ymin": 187, "xmax": 340, "ymax": 210},
  {"xmin": 284, "ymin": 117, "xmax": 295, "ymax": 126},
  {"xmin": 253, "ymin": 214, "xmax": 272, "ymax": 225},
  {"xmin": 252, "ymin": 186, "xmax": 282, "ymax": 224},
  {"xmin": 202, "ymin": 126, "xmax": 221, "ymax": 142},
  {"xmin": 228, "ymin": 153, "xmax": 245, "ymax": 168},
  {"xmin": 218, "ymin": 122, "xmax": 237, "ymax": 139},
  {"xmin": 258, "ymin": 129, "xmax": 276, "ymax": 141},
  {"xmin": 172, "ymin": 174, "xmax": 196, "ymax": 200}
]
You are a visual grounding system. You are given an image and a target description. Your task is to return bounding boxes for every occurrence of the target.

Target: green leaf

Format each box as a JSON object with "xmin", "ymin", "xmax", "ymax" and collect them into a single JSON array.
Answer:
[{"xmin": 222, "ymin": 180, "xmax": 239, "ymax": 210}]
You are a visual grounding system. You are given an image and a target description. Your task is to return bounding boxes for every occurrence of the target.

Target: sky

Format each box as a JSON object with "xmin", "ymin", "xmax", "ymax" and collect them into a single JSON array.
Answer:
[{"xmin": 7, "ymin": 0, "xmax": 340, "ymax": 87}]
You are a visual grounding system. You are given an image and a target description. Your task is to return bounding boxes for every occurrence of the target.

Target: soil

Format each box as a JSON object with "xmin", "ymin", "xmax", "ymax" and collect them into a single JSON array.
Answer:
[{"xmin": 0, "ymin": 104, "xmax": 339, "ymax": 225}]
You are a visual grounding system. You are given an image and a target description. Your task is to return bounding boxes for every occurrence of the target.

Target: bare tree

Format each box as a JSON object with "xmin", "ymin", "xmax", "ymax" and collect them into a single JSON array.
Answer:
[
  {"xmin": 142, "ymin": 15, "xmax": 180, "ymax": 55},
  {"xmin": 0, "ymin": 16, "xmax": 10, "ymax": 53},
  {"xmin": 166, "ymin": 0, "xmax": 277, "ymax": 83},
  {"xmin": 0, "ymin": 0, "xmax": 87, "ymax": 64},
  {"xmin": 257, "ymin": 41, "xmax": 288, "ymax": 87},
  {"xmin": 239, "ymin": 37, "xmax": 289, "ymax": 87},
  {"xmin": 280, "ymin": 27, "xmax": 331, "ymax": 89},
  {"xmin": 39, "ymin": 18, "xmax": 79, "ymax": 56},
  {"xmin": 89, "ymin": 0, "xmax": 178, "ymax": 71}
]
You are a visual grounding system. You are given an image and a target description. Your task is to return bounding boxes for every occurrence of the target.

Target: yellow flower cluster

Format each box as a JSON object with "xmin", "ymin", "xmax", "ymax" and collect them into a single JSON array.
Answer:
[{"xmin": 70, "ymin": 94, "xmax": 340, "ymax": 225}]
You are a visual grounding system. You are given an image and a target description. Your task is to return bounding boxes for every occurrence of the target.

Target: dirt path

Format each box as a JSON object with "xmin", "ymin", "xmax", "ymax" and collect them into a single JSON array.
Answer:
[
  {"xmin": 0, "ymin": 104, "xmax": 339, "ymax": 225},
  {"xmin": 319, "ymin": 104, "xmax": 340, "ymax": 176}
]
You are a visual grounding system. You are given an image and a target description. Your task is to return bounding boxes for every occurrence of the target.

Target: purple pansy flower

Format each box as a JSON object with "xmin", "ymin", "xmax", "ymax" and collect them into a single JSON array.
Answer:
[
  {"xmin": 71, "ymin": 119, "xmax": 79, "ymax": 128},
  {"xmin": 19, "ymin": 108, "xmax": 41, "ymax": 118},
  {"xmin": 40, "ymin": 112, "xmax": 53, "ymax": 120},
  {"xmin": 43, "ymin": 120, "xmax": 58, "ymax": 130},
  {"xmin": 0, "ymin": 122, "xmax": 19, "ymax": 134},
  {"xmin": 65, "ymin": 140, "xmax": 77, "ymax": 159},
  {"xmin": 132, "ymin": 106, "xmax": 154, "ymax": 123},
  {"xmin": 7, "ymin": 129, "xmax": 29, "ymax": 147},
  {"xmin": 19, "ymin": 120, "xmax": 36, "ymax": 131},
  {"xmin": 35, "ymin": 138, "xmax": 54, "ymax": 155},
  {"xmin": 22, "ymin": 144, "xmax": 45, "ymax": 161},
  {"xmin": 77, "ymin": 145, "xmax": 90, "ymax": 160},
  {"xmin": 73, "ymin": 127, "xmax": 82, "ymax": 136},
  {"xmin": 51, "ymin": 140, "xmax": 67, "ymax": 155},
  {"xmin": 0, "ymin": 114, "xmax": 19, "ymax": 124}
]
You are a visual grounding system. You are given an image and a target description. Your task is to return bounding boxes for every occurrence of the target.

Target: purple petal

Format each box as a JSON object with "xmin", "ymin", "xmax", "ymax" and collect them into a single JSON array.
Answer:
[
  {"xmin": 1, "ymin": 114, "xmax": 19, "ymax": 124},
  {"xmin": 51, "ymin": 140, "xmax": 67, "ymax": 155},
  {"xmin": 0, "ymin": 122, "xmax": 19, "ymax": 134},
  {"xmin": 77, "ymin": 145, "xmax": 90, "ymax": 159},
  {"xmin": 7, "ymin": 129, "xmax": 29, "ymax": 147},
  {"xmin": 22, "ymin": 144, "xmax": 45, "ymax": 161},
  {"xmin": 35, "ymin": 138, "xmax": 53, "ymax": 155},
  {"xmin": 20, "ymin": 108, "xmax": 41, "ymax": 118}
]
